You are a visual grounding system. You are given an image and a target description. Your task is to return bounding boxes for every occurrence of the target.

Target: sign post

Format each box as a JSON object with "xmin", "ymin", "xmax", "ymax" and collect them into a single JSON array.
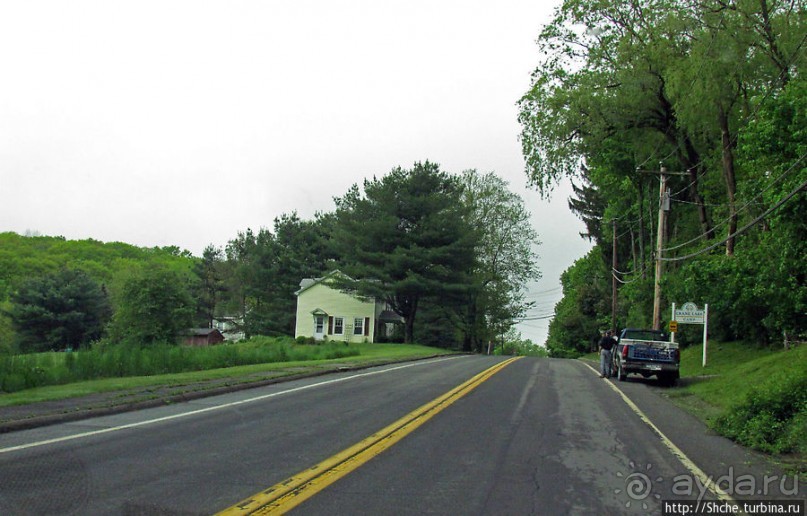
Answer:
[
  {"xmin": 672, "ymin": 302, "xmax": 710, "ymax": 367},
  {"xmin": 702, "ymin": 304, "xmax": 709, "ymax": 367}
]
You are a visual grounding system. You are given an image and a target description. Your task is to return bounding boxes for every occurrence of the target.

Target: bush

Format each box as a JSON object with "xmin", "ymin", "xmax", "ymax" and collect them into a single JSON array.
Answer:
[
  {"xmin": 713, "ymin": 372, "xmax": 807, "ymax": 454},
  {"xmin": 2, "ymin": 372, "xmax": 26, "ymax": 393}
]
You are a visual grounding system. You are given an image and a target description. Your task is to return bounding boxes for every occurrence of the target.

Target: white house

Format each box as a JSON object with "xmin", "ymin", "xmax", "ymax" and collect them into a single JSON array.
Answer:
[{"xmin": 294, "ymin": 270, "xmax": 400, "ymax": 343}]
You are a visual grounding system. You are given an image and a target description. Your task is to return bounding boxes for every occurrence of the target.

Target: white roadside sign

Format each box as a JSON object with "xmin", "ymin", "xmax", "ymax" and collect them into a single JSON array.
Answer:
[
  {"xmin": 675, "ymin": 302, "xmax": 705, "ymax": 323},
  {"xmin": 671, "ymin": 302, "xmax": 710, "ymax": 367}
]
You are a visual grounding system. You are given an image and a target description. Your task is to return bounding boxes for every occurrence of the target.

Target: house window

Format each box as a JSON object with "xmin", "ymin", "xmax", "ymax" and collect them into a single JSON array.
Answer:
[
  {"xmin": 333, "ymin": 317, "xmax": 344, "ymax": 335},
  {"xmin": 315, "ymin": 316, "xmax": 324, "ymax": 334},
  {"xmin": 354, "ymin": 318, "xmax": 363, "ymax": 335}
]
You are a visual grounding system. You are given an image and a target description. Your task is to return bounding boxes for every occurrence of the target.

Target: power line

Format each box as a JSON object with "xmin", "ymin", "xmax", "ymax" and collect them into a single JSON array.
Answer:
[
  {"xmin": 514, "ymin": 313, "xmax": 556, "ymax": 321},
  {"xmin": 661, "ymin": 176, "xmax": 807, "ymax": 262},
  {"xmin": 662, "ymin": 152, "xmax": 807, "ymax": 253}
]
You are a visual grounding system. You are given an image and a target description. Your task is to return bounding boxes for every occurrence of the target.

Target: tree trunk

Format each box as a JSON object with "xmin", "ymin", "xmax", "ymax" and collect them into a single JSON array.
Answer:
[
  {"xmin": 656, "ymin": 79, "xmax": 712, "ymax": 240},
  {"xmin": 719, "ymin": 106, "xmax": 738, "ymax": 256},
  {"xmin": 677, "ymin": 135, "xmax": 714, "ymax": 239},
  {"xmin": 758, "ymin": 0, "xmax": 790, "ymax": 87},
  {"xmin": 637, "ymin": 179, "xmax": 646, "ymax": 279},
  {"xmin": 463, "ymin": 295, "xmax": 478, "ymax": 352},
  {"xmin": 402, "ymin": 297, "xmax": 419, "ymax": 344},
  {"xmin": 404, "ymin": 314, "xmax": 415, "ymax": 344}
]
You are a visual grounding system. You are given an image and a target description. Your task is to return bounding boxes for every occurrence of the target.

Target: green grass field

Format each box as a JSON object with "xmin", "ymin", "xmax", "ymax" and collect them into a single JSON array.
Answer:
[
  {"xmin": 673, "ymin": 342, "xmax": 805, "ymax": 413},
  {"xmin": 0, "ymin": 342, "xmax": 455, "ymax": 407},
  {"xmin": 672, "ymin": 342, "xmax": 806, "ymax": 470}
]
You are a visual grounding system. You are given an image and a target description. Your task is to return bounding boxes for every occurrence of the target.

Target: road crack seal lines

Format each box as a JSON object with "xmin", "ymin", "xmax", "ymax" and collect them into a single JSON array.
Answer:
[
  {"xmin": 615, "ymin": 460, "xmax": 663, "ymax": 512},
  {"xmin": 581, "ymin": 362, "xmax": 738, "ymax": 507}
]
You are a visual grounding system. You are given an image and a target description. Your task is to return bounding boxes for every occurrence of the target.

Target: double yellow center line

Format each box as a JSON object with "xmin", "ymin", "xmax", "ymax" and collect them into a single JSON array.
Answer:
[{"xmin": 217, "ymin": 356, "xmax": 522, "ymax": 515}]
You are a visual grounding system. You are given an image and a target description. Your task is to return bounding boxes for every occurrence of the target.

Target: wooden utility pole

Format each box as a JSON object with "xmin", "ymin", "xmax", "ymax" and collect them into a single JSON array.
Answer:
[
  {"xmin": 637, "ymin": 164, "xmax": 686, "ymax": 330},
  {"xmin": 612, "ymin": 219, "xmax": 618, "ymax": 332},
  {"xmin": 652, "ymin": 169, "xmax": 669, "ymax": 330}
]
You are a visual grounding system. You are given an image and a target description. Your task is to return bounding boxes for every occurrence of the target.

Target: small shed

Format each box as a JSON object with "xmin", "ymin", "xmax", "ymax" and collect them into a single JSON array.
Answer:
[{"xmin": 182, "ymin": 328, "xmax": 226, "ymax": 347}]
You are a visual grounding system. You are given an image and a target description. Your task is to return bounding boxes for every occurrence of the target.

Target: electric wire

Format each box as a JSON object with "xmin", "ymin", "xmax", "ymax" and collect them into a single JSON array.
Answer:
[
  {"xmin": 660, "ymin": 176, "xmax": 807, "ymax": 262},
  {"xmin": 661, "ymin": 152, "xmax": 807, "ymax": 253}
]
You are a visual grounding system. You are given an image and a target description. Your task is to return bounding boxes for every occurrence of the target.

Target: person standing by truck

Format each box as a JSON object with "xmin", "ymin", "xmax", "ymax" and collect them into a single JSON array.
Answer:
[{"xmin": 599, "ymin": 330, "xmax": 616, "ymax": 377}]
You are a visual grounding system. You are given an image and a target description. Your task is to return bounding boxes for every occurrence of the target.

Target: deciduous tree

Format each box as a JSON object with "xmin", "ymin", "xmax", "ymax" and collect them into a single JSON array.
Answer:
[
  {"xmin": 108, "ymin": 266, "xmax": 195, "ymax": 346},
  {"xmin": 457, "ymin": 170, "xmax": 541, "ymax": 351}
]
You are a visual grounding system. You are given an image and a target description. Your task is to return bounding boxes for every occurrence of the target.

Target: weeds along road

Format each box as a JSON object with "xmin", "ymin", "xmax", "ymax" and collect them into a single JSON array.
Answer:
[{"xmin": 0, "ymin": 355, "xmax": 801, "ymax": 515}]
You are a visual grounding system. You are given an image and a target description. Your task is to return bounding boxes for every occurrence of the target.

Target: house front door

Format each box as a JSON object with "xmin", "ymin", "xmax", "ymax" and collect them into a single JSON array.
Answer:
[{"xmin": 314, "ymin": 316, "xmax": 325, "ymax": 340}]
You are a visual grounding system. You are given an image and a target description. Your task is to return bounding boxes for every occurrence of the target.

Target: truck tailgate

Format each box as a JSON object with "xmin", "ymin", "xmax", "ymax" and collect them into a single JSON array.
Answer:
[{"xmin": 628, "ymin": 342, "xmax": 676, "ymax": 362}]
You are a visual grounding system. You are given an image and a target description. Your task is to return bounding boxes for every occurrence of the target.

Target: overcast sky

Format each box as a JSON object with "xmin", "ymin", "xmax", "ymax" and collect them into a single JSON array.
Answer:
[{"xmin": 0, "ymin": 0, "xmax": 592, "ymax": 345}]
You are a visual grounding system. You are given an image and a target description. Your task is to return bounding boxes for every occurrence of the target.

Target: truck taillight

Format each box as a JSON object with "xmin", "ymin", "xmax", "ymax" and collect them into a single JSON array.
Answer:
[{"xmin": 622, "ymin": 346, "xmax": 629, "ymax": 358}]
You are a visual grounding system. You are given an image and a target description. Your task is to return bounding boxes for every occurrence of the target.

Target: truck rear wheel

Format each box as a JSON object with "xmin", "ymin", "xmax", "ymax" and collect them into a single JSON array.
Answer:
[{"xmin": 617, "ymin": 362, "xmax": 627, "ymax": 381}]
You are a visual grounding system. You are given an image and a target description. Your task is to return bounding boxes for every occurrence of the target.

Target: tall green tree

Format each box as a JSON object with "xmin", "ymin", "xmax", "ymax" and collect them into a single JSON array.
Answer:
[
  {"xmin": 517, "ymin": 0, "xmax": 715, "ymax": 236},
  {"xmin": 108, "ymin": 266, "xmax": 195, "ymax": 346},
  {"xmin": 545, "ymin": 248, "xmax": 610, "ymax": 356},
  {"xmin": 8, "ymin": 268, "xmax": 111, "ymax": 352},
  {"xmin": 195, "ymin": 244, "xmax": 226, "ymax": 328},
  {"xmin": 222, "ymin": 213, "xmax": 336, "ymax": 337},
  {"xmin": 332, "ymin": 161, "xmax": 477, "ymax": 343},
  {"xmin": 457, "ymin": 170, "xmax": 541, "ymax": 351},
  {"xmin": 518, "ymin": 0, "xmax": 805, "ymax": 352}
]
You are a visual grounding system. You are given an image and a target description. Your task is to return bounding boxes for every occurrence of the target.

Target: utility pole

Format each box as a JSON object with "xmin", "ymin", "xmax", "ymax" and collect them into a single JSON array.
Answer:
[
  {"xmin": 652, "ymin": 168, "xmax": 669, "ymax": 330},
  {"xmin": 637, "ymin": 164, "xmax": 688, "ymax": 331},
  {"xmin": 612, "ymin": 219, "xmax": 618, "ymax": 332}
]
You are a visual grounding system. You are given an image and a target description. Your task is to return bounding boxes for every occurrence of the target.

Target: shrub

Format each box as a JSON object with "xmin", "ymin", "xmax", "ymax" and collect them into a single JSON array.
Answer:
[
  {"xmin": 713, "ymin": 372, "xmax": 807, "ymax": 454},
  {"xmin": 2, "ymin": 372, "xmax": 26, "ymax": 393}
]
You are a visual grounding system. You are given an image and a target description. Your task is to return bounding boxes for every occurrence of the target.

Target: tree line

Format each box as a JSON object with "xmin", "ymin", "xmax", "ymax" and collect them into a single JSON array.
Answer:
[
  {"xmin": 518, "ymin": 0, "xmax": 805, "ymax": 355},
  {"xmin": 0, "ymin": 165, "xmax": 540, "ymax": 354}
]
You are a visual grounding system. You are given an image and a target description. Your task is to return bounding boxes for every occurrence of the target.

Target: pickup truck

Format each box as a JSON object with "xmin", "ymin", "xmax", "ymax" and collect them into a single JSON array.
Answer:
[{"xmin": 611, "ymin": 328, "xmax": 680, "ymax": 386}]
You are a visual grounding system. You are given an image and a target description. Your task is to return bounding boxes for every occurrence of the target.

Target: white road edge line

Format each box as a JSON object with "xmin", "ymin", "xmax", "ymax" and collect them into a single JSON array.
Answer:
[
  {"xmin": 0, "ymin": 356, "xmax": 464, "ymax": 455},
  {"xmin": 583, "ymin": 362, "xmax": 737, "ymax": 505}
]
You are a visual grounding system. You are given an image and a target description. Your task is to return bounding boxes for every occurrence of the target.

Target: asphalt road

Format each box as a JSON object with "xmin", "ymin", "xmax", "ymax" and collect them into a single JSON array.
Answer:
[{"xmin": 0, "ymin": 355, "xmax": 802, "ymax": 515}]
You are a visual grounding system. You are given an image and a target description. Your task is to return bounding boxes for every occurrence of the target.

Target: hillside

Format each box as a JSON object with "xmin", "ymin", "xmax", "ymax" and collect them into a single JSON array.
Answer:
[
  {"xmin": 0, "ymin": 232, "xmax": 198, "ymax": 353},
  {"xmin": 672, "ymin": 343, "xmax": 805, "ymax": 471}
]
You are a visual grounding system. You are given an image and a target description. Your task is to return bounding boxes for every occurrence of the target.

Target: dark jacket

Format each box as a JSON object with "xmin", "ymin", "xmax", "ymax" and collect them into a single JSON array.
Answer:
[{"xmin": 599, "ymin": 335, "xmax": 615, "ymax": 351}]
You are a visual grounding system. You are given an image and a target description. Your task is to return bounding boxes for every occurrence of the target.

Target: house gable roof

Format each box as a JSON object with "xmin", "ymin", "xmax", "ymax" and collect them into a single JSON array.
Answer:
[{"xmin": 295, "ymin": 269, "xmax": 354, "ymax": 296}]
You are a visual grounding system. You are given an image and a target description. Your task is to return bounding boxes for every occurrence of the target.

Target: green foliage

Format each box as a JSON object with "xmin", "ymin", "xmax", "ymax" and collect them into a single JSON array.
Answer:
[
  {"xmin": 520, "ymin": 1, "xmax": 805, "ymax": 351},
  {"xmin": 195, "ymin": 244, "xmax": 226, "ymax": 328},
  {"xmin": 545, "ymin": 248, "xmax": 609, "ymax": 356},
  {"xmin": 332, "ymin": 161, "xmax": 477, "ymax": 343},
  {"xmin": 412, "ymin": 298, "xmax": 462, "ymax": 349},
  {"xmin": 0, "ymin": 302, "xmax": 15, "ymax": 355},
  {"xmin": 224, "ymin": 212, "xmax": 336, "ymax": 337},
  {"xmin": 672, "ymin": 342, "xmax": 806, "ymax": 464},
  {"xmin": 456, "ymin": 170, "xmax": 541, "ymax": 351},
  {"xmin": 713, "ymin": 372, "xmax": 807, "ymax": 455},
  {"xmin": 0, "ymin": 337, "xmax": 361, "ymax": 392},
  {"xmin": 107, "ymin": 266, "xmax": 196, "ymax": 346},
  {"xmin": 0, "ymin": 233, "xmax": 199, "ymax": 348},
  {"xmin": 0, "ymin": 233, "xmax": 196, "ymax": 293},
  {"xmin": 493, "ymin": 329, "xmax": 549, "ymax": 357},
  {"xmin": 0, "ymin": 353, "xmax": 71, "ymax": 392},
  {"xmin": 7, "ymin": 268, "xmax": 111, "ymax": 352}
]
